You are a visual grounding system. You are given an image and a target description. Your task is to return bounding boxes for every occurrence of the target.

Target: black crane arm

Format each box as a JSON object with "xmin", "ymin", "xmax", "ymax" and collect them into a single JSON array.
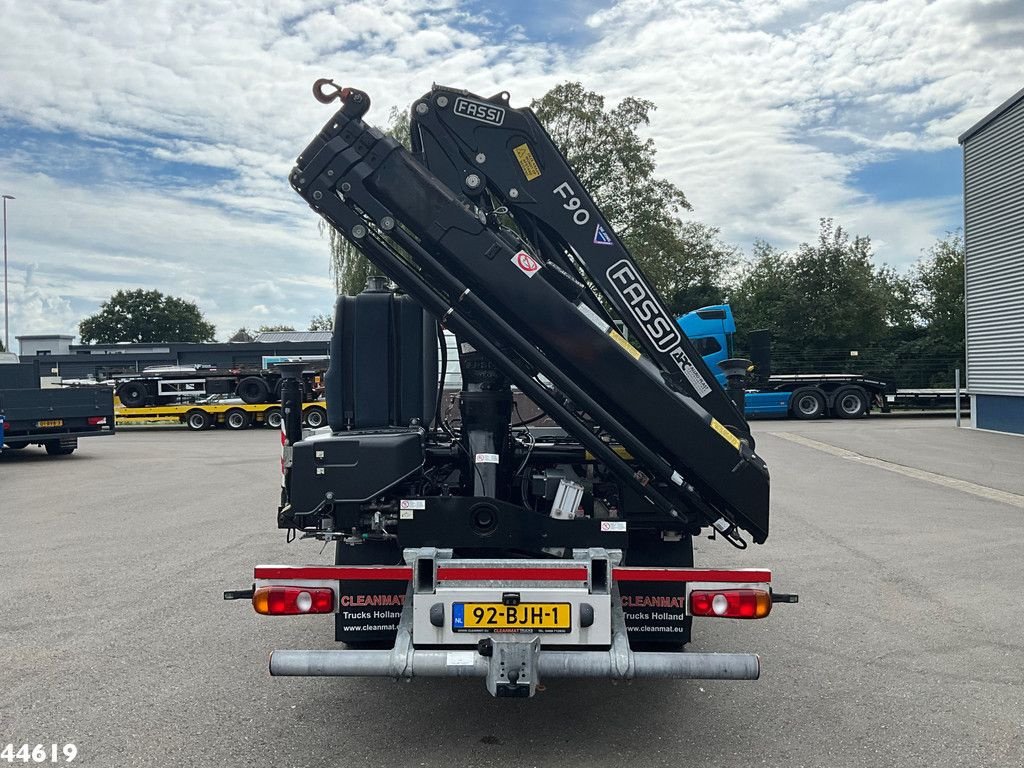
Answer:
[
  {"xmin": 289, "ymin": 89, "xmax": 770, "ymax": 544},
  {"xmin": 408, "ymin": 85, "xmax": 752, "ymax": 444}
]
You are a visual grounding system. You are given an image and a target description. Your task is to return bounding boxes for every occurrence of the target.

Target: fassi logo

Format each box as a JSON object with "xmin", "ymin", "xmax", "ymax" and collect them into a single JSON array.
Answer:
[
  {"xmin": 453, "ymin": 97, "xmax": 505, "ymax": 126},
  {"xmin": 605, "ymin": 259, "xmax": 682, "ymax": 352}
]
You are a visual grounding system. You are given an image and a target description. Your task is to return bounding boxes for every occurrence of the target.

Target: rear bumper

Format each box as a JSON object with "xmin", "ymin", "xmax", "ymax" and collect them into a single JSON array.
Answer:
[{"xmin": 270, "ymin": 647, "xmax": 760, "ymax": 681}]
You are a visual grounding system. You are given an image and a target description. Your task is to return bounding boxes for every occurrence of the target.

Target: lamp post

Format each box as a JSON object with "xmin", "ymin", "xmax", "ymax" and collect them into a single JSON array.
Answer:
[{"xmin": 2, "ymin": 194, "xmax": 12, "ymax": 352}]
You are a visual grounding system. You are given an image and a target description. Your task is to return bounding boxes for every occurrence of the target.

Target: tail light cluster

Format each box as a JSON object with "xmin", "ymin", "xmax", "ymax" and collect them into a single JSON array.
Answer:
[
  {"xmin": 253, "ymin": 586, "xmax": 334, "ymax": 615},
  {"xmin": 87, "ymin": 416, "xmax": 108, "ymax": 426},
  {"xmin": 689, "ymin": 589, "xmax": 771, "ymax": 619}
]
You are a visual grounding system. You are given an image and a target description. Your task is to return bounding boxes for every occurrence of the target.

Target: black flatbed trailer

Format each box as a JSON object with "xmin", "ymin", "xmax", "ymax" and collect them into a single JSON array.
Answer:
[{"xmin": 1, "ymin": 376, "xmax": 115, "ymax": 456}]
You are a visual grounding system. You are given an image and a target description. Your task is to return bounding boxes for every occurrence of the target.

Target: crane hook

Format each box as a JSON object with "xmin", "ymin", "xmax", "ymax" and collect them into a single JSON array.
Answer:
[{"xmin": 313, "ymin": 78, "xmax": 346, "ymax": 104}]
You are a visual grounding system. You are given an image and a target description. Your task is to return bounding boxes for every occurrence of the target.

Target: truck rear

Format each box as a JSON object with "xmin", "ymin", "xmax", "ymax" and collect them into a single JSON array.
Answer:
[{"xmin": 227, "ymin": 83, "xmax": 795, "ymax": 697}]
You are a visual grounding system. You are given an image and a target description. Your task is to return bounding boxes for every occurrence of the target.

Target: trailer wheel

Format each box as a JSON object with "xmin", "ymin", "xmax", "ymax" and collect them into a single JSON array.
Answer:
[
  {"xmin": 117, "ymin": 381, "xmax": 148, "ymax": 408},
  {"xmin": 834, "ymin": 386, "xmax": 868, "ymax": 419},
  {"xmin": 45, "ymin": 442, "xmax": 76, "ymax": 456},
  {"xmin": 304, "ymin": 406, "xmax": 327, "ymax": 429},
  {"xmin": 185, "ymin": 409, "xmax": 211, "ymax": 431},
  {"xmin": 237, "ymin": 376, "xmax": 270, "ymax": 404},
  {"xmin": 263, "ymin": 408, "xmax": 283, "ymax": 429},
  {"xmin": 224, "ymin": 408, "xmax": 251, "ymax": 430},
  {"xmin": 792, "ymin": 388, "xmax": 825, "ymax": 420}
]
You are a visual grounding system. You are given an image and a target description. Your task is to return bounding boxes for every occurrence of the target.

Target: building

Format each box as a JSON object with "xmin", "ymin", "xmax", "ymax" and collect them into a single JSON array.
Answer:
[
  {"xmin": 958, "ymin": 85, "xmax": 1024, "ymax": 435},
  {"xmin": 16, "ymin": 334, "xmax": 331, "ymax": 382},
  {"xmin": 16, "ymin": 334, "xmax": 74, "ymax": 357}
]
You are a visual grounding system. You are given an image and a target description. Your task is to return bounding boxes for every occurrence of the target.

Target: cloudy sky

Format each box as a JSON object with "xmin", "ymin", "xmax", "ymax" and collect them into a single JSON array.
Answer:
[{"xmin": 0, "ymin": 0, "xmax": 1021, "ymax": 345}]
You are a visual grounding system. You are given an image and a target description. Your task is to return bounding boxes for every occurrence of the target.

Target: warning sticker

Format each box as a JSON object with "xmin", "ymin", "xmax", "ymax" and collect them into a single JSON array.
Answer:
[
  {"xmin": 600, "ymin": 520, "xmax": 627, "ymax": 532},
  {"xmin": 512, "ymin": 143, "xmax": 542, "ymax": 181},
  {"xmin": 475, "ymin": 453, "xmax": 500, "ymax": 464},
  {"xmin": 710, "ymin": 418, "xmax": 742, "ymax": 451},
  {"xmin": 593, "ymin": 223, "xmax": 614, "ymax": 246},
  {"xmin": 400, "ymin": 499, "xmax": 426, "ymax": 510},
  {"xmin": 608, "ymin": 329, "xmax": 641, "ymax": 360},
  {"xmin": 511, "ymin": 250, "xmax": 542, "ymax": 277}
]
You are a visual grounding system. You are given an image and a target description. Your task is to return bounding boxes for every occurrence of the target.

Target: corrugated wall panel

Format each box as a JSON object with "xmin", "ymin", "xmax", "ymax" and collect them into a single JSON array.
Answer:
[{"xmin": 963, "ymin": 93, "xmax": 1024, "ymax": 398}]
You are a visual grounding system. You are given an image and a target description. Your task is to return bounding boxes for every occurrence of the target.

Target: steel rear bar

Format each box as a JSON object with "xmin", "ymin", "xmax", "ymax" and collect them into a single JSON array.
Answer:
[{"xmin": 269, "ymin": 648, "xmax": 760, "ymax": 681}]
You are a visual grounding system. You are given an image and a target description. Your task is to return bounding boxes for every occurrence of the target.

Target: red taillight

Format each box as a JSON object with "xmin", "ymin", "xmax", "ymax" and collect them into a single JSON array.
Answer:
[
  {"xmin": 690, "ymin": 589, "xmax": 772, "ymax": 619},
  {"xmin": 253, "ymin": 586, "xmax": 334, "ymax": 615},
  {"xmin": 87, "ymin": 416, "xmax": 108, "ymax": 426}
]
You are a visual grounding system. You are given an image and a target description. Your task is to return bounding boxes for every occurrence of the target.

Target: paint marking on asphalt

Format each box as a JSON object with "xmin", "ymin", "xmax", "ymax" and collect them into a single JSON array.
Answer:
[{"xmin": 768, "ymin": 431, "xmax": 1024, "ymax": 510}]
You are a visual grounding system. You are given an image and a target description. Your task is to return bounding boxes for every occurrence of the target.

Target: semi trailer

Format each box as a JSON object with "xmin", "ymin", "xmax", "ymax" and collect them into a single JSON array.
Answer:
[
  {"xmin": 111, "ymin": 364, "xmax": 325, "ymax": 408},
  {"xmin": 226, "ymin": 82, "xmax": 796, "ymax": 698}
]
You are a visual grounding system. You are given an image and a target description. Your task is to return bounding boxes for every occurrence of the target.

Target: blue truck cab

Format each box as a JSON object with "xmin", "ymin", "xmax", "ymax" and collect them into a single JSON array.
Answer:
[{"xmin": 677, "ymin": 305, "xmax": 884, "ymax": 419}]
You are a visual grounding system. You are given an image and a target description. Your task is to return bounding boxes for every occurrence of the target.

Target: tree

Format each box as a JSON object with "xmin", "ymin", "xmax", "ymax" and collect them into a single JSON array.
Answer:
[
  {"xmin": 532, "ymin": 82, "xmax": 711, "ymax": 303},
  {"xmin": 79, "ymin": 289, "xmax": 215, "ymax": 344},
  {"xmin": 730, "ymin": 220, "xmax": 903, "ymax": 373},
  {"xmin": 327, "ymin": 106, "xmax": 408, "ymax": 296},
  {"xmin": 643, "ymin": 222, "xmax": 741, "ymax": 314},
  {"xmin": 915, "ymin": 231, "xmax": 964, "ymax": 356},
  {"xmin": 309, "ymin": 313, "xmax": 334, "ymax": 332},
  {"xmin": 228, "ymin": 327, "xmax": 254, "ymax": 343}
]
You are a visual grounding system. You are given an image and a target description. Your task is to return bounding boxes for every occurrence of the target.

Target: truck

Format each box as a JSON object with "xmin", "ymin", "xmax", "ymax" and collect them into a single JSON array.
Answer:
[
  {"xmin": 679, "ymin": 305, "xmax": 967, "ymax": 419},
  {"xmin": 1, "ymin": 353, "xmax": 115, "ymax": 456},
  {"xmin": 679, "ymin": 304, "xmax": 889, "ymax": 419},
  {"xmin": 225, "ymin": 82, "xmax": 796, "ymax": 698}
]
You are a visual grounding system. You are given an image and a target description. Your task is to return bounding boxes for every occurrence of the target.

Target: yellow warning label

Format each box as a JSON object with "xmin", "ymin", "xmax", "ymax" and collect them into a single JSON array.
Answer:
[
  {"xmin": 585, "ymin": 445, "xmax": 634, "ymax": 461},
  {"xmin": 710, "ymin": 418, "xmax": 742, "ymax": 451},
  {"xmin": 609, "ymin": 329, "xmax": 641, "ymax": 360},
  {"xmin": 513, "ymin": 143, "xmax": 542, "ymax": 181}
]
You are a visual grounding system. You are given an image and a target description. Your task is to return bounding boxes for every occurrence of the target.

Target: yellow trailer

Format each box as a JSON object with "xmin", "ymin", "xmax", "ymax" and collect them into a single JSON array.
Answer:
[{"xmin": 115, "ymin": 400, "xmax": 328, "ymax": 431}]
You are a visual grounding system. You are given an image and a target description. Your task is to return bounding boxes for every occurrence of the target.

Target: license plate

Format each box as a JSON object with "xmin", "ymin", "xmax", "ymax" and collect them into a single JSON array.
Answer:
[
  {"xmin": 452, "ymin": 602, "xmax": 571, "ymax": 633},
  {"xmin": 37, "ymin": 419, "xmax": 64, "ymax": 428}
]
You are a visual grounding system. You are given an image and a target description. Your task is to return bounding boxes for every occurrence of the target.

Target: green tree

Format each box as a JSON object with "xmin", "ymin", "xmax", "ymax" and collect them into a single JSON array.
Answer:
[
  {"xmin": 228, "ymin": 327, "xmax": 254, "ymax": 342},
  {"xmin": 309, "ymin": 312, "xmax": 333, "ymax": 331},
  {"xmin": 532, "ymin": 82, "xmax": 705, "ymax": 300},
  {"xmin": 79, "ymin": 289, "xmax": 215, "ymax": 344},
  {"xmin": 915, "ymin": 231, "xmax": 964, "ymax": 356},
  {"xmin": 730, "ymin": 220, "xmax": 902, "ymax": 372},
  {"xmin": 327, "ymin": 106, "xmax": 408, "ymax": 296}
]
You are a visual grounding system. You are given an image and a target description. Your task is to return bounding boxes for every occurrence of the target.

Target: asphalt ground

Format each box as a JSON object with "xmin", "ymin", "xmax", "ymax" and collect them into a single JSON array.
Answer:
[{"xmin": 2, "ymin": 418, "xmax": 1022, "ymax": 768}]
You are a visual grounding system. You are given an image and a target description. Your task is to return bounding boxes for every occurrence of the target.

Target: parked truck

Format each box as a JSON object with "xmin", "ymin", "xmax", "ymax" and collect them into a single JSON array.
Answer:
[
  {"xmin": 226, "ymin": 83, "xmax": 796, "ymax": 698},
  {"xmin": 1, "ymin": 353, "xmax": 115, "ymax": 456},
  {"xmin": 679, "ymin": 305, "xmax": 888, "ymax": 419},
  {"xmin": 679, "ymin": 305, "xmax": 966, "ymax": 419}
]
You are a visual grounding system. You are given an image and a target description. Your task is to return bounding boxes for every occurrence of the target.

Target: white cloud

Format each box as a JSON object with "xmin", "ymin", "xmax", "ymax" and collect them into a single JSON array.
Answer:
[{"xmin": 0, "ymin": 0, "xmax": 1020, "ymax": 345}]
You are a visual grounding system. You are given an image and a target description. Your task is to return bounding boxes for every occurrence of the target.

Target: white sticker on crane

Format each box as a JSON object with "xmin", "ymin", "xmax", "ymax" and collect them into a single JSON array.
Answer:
[
  {"xmin": 400, "ymin": 499, "xmax": 426, "ymax": 510},
  {"xmin": 601, "ymin": 520, "xmax": 627, "ymax": 532},
  {"xmin": 511, "ymin": 250, "xmax": 542, "ymax": 277},
  {"xmin": 475, "ymin": 453, "xmax": 500, "ymax": 464},
  {"xmin": 446, "ymin": 651, "xmax": 477, "ymax": 667},
  {"xmin": 400, "ymin": 509, "xmax": 415, "ymax": 520}
]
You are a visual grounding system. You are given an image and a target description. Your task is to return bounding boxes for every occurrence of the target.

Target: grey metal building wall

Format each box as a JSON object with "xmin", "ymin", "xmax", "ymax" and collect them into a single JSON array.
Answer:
[{"xmin": 961, "ymin": 87, "xmax": 1024, "ymax": 433}]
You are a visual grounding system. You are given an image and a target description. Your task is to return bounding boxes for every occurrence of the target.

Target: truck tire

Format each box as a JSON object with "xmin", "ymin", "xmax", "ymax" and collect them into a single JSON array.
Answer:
[
  {"xmin": 237, "ymin": 376, "xmax": 270, "ymax": 404},
  {"xmin": 792, "ymin": 388, "xmax": 825, "ymax": 420},
  {"xmin": 45, "ymin": 442, "xmax": 76, "ymax": 456},
  {"xmin": 263, "ymin": 407, "xmax": 283, "ymax": 429},
  {"xmin": 224, "ymin": 408, "xmax": 251, "ymax": 430},
  {"xmin": 117, "ymin": 381, "xmax": 148, "ymax": 408},
  {"xmin": 185, "ymin": 409, "xmax": 211, "ymax": 431},
  {"xmin": 304, "ymin": 405, "xmax": 327, "ymax": 429},
  {"xmin": 833, "ymin": 386, "xmax": 868, "ymax": 419}
]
